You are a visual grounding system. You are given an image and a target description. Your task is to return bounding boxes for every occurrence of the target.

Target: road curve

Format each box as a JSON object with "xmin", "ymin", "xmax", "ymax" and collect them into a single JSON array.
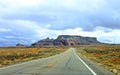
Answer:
[{"xmin": 0, "ymin": 48, "xmax": 115, "ymax": 75}]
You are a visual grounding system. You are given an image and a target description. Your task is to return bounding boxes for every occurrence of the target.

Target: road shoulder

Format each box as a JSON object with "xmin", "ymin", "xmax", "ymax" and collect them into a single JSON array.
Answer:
[{"xmin": 75, "ymin": 49, "xmax": 115, "ymax": 75}]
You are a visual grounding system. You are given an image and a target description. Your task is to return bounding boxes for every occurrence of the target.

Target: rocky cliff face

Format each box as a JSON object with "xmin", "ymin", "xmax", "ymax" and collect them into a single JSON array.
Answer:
[
  {"xmin": 31, "ymin": 37, "xmax": 54, "ymax": 47},
  {"xmin": 31, "ymin": 35, "xmax": 101, "ymax": 47}
]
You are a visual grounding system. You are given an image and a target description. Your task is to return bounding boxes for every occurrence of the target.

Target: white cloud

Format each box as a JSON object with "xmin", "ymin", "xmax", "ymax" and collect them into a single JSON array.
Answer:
[
  {"xmin": 0, "ymin": 28, "xmax": 11, "ymax": 32},
  {"xmin": 4, "ymin": 36, "xmax": 15, "ymax": 38},
  {"xmin": 59, "ymin": 0, "xmax": 106, "ymax": 13},
  {"xmin": 0, "ymin": 19, "xmax": 40, "ymax": 29},
  {"xmin": 0, "ymin": 0, "xmax": 45, "ymax": 8},
  {"xmin": 33, "ymin": 26, "xmax": 120, "ymax": 44},
  {"xmin": 0, "ymin": 0, "xmax": 120, "ymax": 45},
  {"xmin": 0, "ymin": 0, "xmax": 106, "ymax": 14},
  {"xmin": 0, "ymin": 0, "xmax": 46, "ymax": 15},
  {"xmin": 46, "ymin": 24, "xmax": 51, "ymax": 28}
]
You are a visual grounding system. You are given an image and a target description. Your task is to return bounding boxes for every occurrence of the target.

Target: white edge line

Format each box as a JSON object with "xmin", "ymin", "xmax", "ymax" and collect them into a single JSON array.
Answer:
[{"xmin": 73, "ymin": 49, "xmax": 97, "ymax": 75}]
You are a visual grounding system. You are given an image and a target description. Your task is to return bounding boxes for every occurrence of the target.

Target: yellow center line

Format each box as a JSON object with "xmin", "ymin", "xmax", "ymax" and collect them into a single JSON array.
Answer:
[{"xmin": 46, "ymin": 54, "xmax": 69, "ymax": 68}]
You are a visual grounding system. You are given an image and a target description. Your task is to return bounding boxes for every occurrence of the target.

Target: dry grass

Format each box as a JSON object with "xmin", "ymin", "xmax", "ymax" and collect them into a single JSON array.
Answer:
[
  {"xmin": 0, "ymin": 46, "xmax": 68, "ymax": 67},
  {"xmin": 76, "ymin": 45, "xmax": 120, "ymax": 75}
]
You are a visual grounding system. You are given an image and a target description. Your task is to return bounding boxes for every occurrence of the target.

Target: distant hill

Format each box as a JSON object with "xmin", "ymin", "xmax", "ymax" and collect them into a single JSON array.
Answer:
[
  {"xmin": 16, "ymin": 43, "xmax": 26, "ymax": 47},
  {"xmin": 31, "ymin": 35, "xmax": 102, "ymax": 47}
]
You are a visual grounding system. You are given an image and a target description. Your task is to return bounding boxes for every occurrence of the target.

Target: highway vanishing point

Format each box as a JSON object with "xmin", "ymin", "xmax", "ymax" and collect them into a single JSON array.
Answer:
[{"xmin": 0, "ymin": 48, "xmax": 115, "ymax": 75}]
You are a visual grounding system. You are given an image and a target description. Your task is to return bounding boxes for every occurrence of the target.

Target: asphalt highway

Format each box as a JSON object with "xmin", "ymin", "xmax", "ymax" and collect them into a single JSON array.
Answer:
[{"xmin": 0, "ymin": 48, "xmax": 115, "ymax": 75}]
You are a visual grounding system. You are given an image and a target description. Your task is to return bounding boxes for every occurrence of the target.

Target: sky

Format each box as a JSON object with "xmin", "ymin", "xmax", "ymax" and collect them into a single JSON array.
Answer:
[{"xmin": 0, "ymin": 0, "xmax": 120, "ymax": 46}]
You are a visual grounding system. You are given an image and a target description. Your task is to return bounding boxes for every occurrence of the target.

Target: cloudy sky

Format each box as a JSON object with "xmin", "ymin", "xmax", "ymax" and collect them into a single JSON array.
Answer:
[{"xmin": 0, "ymin": 0, "xmax": 120, "ymax": 46}]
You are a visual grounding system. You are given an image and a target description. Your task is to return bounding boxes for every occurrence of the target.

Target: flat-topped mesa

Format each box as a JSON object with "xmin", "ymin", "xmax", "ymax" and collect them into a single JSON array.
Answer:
[
  {"xmin": 57, "ymin": 35, "xmax": 97, "ymax": 41},
  {"xmin": 31, "ymin": 35, "xmax": 101, "ymax": 47},
  {"xmin": 55, "ymin": 35, "xmax": 100, "ymax": 46}
]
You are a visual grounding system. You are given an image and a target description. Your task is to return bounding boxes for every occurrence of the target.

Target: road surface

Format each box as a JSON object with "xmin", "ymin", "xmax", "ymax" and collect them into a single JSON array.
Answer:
[{"xmin": 0, "ymin": 48, "xmax": 115, "ymax": 75}]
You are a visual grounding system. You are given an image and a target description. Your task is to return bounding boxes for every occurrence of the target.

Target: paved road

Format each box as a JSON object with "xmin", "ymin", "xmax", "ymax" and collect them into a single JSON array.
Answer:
[{"xmin": 0, "ymin": 48, "xmax": 115, "ymax": 75}]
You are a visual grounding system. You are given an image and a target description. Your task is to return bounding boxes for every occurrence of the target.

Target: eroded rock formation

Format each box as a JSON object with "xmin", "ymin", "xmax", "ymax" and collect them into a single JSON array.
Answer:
[{"xmin": 31, "ymin": 35, "xmax": 101, "ymax": 47}]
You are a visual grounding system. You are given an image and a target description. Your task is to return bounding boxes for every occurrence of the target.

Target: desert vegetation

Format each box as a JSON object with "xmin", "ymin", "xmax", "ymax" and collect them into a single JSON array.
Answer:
[
  {"xmin": 0, "ymin": 46, "xmax": 68, "ymax": 67},
  {"xmin": 76, "ymin": 45, "xmax": 120, "ymax": 75}
]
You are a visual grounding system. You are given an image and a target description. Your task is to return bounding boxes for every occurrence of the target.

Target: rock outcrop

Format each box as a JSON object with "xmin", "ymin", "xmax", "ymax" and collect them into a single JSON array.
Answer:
[
  {"xmin": 31, "ymin": 37, "xmax": 54, "ymax": 47},
  {"xmin": 31, "ymin": 35, "xmax": 101, "ymax": 47},
  {"xmin": 16, "ymin": 43, "xmax": 25, "ymax": 47}
]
